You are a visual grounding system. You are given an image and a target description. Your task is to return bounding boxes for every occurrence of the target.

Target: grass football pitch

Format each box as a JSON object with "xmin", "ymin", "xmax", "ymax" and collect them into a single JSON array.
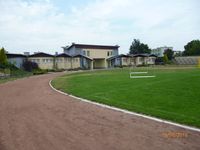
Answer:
[{"xmin": 52, "ymin": 67, "xmax": 200, "ymax": 128}]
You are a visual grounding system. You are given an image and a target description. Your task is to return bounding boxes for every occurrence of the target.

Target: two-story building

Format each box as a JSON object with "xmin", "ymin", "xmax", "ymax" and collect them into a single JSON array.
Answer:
[{"xmin": 62, "ymin": 43, "xmax": 119, "ymax": 69}]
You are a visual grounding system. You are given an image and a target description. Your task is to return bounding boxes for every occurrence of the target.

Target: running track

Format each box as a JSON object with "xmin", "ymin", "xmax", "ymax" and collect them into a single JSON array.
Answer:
[{"xmin": 0, "ymin": 73, "xmax": 199, "ymax": 150}]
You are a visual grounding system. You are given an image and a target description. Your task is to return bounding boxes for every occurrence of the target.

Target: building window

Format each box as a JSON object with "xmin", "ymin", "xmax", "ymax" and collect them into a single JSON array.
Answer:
[
  {"xmin": 87, "ymin": 51, "xmax": 90, "ymax": 56},
  {"xmin": 83, "ymin": 50, "xmax": 86, "ymax": 55},
  {"xmin": 76, "ymin": 58, "xmax": 78, "ymax": 62},
  {"xmin": 107, "ymin": 51, "xmax": 112, "ymax": 56}
]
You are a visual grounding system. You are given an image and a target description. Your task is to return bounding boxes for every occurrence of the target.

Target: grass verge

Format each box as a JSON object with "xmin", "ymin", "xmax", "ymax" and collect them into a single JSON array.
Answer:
[{"xmin": 0, "ymin": 69, "xmax": 32, "ymax": 84}]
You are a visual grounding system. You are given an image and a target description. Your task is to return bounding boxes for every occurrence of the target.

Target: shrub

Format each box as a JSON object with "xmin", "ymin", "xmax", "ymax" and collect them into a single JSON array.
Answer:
[
  {"xmin": 33, "ymin": 69, "xmax": 48, "ymax": 75},
  {"xmin": 22, "ymin": 61, "xmax": 39, "ymax": 72},
  {"xmin": 155, "ymin": 57, "xmax": 164, "ymax": 65},
  {"xmin": 0, "ymin": 62, "xmax": 19, "ymax": 71}
]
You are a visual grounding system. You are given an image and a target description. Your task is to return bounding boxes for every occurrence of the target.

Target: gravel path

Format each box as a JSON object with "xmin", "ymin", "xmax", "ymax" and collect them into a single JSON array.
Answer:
[{"xmin": 0, "ymin": 72, "xmax": 199, "ymax": 150}]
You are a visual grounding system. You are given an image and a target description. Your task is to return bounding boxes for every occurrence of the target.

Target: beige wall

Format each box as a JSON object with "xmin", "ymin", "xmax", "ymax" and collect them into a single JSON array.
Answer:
[
  {"xmin": 121, "ymin": 57, "xmax": 129, "ymax": 66},
  {"xmin": 83, "ymin": 48, "xmax": 113, "ymax": 59},
  {"xmin": 71, "ymin": 57, "xmax": 80, "ymax": 69},
  {"xmin": 28, "ymin": 57, "xmax": 82, "ymax": 70},
  {"xmin": 113, "ymin": 56, "xmax": 156, "ymax": 67},
  {"xmin": 127, "ymin": 57, "xmax": 134, "ymax": 65},
  {"xmin": 55, "ymin": 57, "xmax": 71, "ymax": 69},
  {"xmin": 135, "ymin": 57, "xmax": 156, "ymax": 65},
  {"xmin": 28, "ymin": 57, "xmax": 54, "ymax": 70},
  {"xmin": 83, "ymin": 48, "xmax": 114, "ymax": 68},
  {"xmin": 125, "ymin": 57, "xmax": 136, "ymax": 66},
  {"xmin": 147, "ymin": 57, "xmax": 156, "ymax": 65}
]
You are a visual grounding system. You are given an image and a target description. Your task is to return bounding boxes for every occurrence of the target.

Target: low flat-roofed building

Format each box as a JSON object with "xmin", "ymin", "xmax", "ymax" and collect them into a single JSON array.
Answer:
[
  {"xmin": 28, "ymin": 52, "xmax": 54, "ymax": 70},
  {"xmin": 55, "ymin": 53, "xmax": 72, "ymax": 70},
  {"xmin": 108, "ymin": 54, "xmax": 157, "ymax": 67}
]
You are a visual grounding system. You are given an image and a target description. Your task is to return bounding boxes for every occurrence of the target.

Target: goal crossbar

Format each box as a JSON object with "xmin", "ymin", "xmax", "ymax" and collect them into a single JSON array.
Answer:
[
  {"xmin": 129, "ymin": 71, "xmax": 156, "ymax": 78},
  {"xmin": 130, "ymin": 75, "xmax": 156, "ymax": 78},
  {"xmin": 130, "ymin": 72, "xmax": 148, "ymax": 74}
]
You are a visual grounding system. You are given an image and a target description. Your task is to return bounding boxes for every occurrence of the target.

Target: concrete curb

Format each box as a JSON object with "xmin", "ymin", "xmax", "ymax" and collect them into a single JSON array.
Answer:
[{"xmin": 49, "ymin": 80, "xmax": 200, "ymax": 133}]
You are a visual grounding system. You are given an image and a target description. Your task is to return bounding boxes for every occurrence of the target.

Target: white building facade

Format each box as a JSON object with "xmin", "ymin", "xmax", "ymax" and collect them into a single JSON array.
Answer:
[{"xmin": 151, "ymin": 46, "xmax": 173, "ymax": 57}]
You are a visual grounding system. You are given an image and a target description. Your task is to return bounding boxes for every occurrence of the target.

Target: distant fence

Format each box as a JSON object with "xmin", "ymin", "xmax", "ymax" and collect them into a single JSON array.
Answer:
[{"xmin": 174, "ymin": 56, "xmax": 200, "ymax": 65}]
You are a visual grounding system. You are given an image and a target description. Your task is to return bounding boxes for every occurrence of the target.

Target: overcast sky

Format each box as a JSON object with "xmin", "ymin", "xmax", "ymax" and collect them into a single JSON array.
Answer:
[{"xmin": 0, "ymin": 0, "xmax": 199, "ymax": 54}]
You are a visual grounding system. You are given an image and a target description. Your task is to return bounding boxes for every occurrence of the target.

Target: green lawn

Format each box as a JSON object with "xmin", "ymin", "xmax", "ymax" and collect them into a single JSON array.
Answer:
[{"xmin": 52, "ymin": 67, "xmax": 200, "ymax": 128}]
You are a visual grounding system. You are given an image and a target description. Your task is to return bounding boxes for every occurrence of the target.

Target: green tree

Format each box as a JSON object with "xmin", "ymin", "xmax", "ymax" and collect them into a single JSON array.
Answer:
[
  {"xmin": 183, "ymin": 40, "xmax": 200, "ymax": 56},
  {"xmin": 129, "ymin": 39, "xmax": 151, "ymax": 54},
  {"xmin": 0, "ymin": 47, "xmax": 7, "ymax": 64},
  {"xmin": 164, "ymin": 48, "xmax": 174, "ymax": 60},
  {"xmin": 163, "ymin": 54, "xmax": 169, "ymax": 64}
]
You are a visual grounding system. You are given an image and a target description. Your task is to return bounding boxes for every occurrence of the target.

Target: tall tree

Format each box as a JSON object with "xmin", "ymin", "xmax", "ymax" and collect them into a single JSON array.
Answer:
[
  {"xmin": 164, "ymin": 48, "xmax": 174, "ymax": 60},
  {"xmin": 129, "ymin": 39, "xmax": 151, "ymax": 54},
  {"xmin": 183, "ymin": 40, "xmax": 200, "ymax": 56},
  {"xmin": 0, "ymin": 47, "xmax": 7, "ymax": 64}
]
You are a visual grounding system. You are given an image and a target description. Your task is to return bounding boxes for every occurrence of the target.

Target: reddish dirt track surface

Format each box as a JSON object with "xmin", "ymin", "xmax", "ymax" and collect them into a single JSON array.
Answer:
[{"xmin": 0, "ymin": 72, "xmax": 200, "ymax": 150}]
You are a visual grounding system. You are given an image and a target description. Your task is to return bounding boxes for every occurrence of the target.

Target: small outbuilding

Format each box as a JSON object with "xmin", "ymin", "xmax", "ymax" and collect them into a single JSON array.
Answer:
[{"xmin": 6, "ymin": 53, "xmax": 27, "ymax": 69}]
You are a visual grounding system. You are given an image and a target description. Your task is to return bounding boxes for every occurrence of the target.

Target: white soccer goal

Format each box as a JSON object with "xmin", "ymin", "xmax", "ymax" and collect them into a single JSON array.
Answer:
[{"xmin": 129, "ymin": 56, "xmax": 156, "ymax": 78}]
